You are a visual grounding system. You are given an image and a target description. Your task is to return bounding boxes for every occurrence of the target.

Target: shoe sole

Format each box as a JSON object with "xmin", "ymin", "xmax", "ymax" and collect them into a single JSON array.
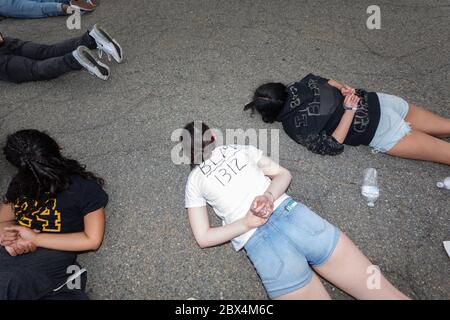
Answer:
[
  {"xmin": 94, "ymin": 25, "xmax": 123, "ymax": 63},
  {"xmin": 70, "ymin": 5, "xmax": 95, "ymax": 11},
  {"xmin": 84, "ymin": 50, "xmax": 110, "ymax": 78},
  {"xmin": 70, "ymin": 1, "xmax": 96, "ymax": 11},
  {"xmin": 74, "ymin": 47, "xmax": 110, "ymax": 80}
]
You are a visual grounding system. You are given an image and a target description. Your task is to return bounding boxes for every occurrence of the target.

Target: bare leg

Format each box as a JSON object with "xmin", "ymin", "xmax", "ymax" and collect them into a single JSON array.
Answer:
[
  {"xmin": 405, "ymin": 104, "xmax": 450, "ymax": 138},
  {"xmin": 387, "ymin": 130, "xmax": 450, "ymax": 165},
  {"xmin": 275, "ymin": 272, "xmax": 331, "ymax": 300},
  {"xmin": 313, "ymin": 233, "xmax": 410, "ymax": 300}
]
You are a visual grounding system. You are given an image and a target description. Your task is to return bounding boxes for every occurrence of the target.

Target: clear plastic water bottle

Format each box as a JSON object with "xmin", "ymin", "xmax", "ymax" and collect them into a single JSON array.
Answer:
[
  {"xmin": 361, "ymin": 168, "xmax": 379, "ymax": 207},
  {"xmin": 436, "ymin": 177, "xmax": 450, "ymax": 190}
]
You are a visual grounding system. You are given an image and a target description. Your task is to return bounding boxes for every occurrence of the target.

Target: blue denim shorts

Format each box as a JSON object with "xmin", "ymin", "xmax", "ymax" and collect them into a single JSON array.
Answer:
[
  {"xmin": 369, "ymin": 93, "xmax": 411, "ymax": 153},
  {"xmin": 244, "ymin": 198, "xmax": 340, "ymax": 299}
]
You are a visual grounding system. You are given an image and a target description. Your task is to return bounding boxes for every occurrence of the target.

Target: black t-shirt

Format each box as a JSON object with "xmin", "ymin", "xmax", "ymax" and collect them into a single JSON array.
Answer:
[
  {"xmin": 11, "ymin": 175, "xmax": 108, "ymax": 234},
  {"xmin": 277, "ymin": 74, "xmax": 381, "ymax": 153}
]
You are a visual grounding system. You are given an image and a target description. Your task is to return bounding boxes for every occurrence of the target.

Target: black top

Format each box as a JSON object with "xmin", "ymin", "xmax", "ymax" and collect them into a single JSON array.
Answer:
[
  {"xmin": 11, "ymin": 175, "xmax": 108, "ymax": 234},
  {"xmin": 276, "ymin": 74, "xmax": 381, "ymax": 155}
]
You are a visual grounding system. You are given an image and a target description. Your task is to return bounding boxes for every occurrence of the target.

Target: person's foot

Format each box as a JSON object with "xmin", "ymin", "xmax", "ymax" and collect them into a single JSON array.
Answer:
[
  {"xmin": 89, "ymin": 24, "xmax": 124, "ymax": 63},
  {"xmin": 70, "ymin": 0, "xmax": 96, "ymax": 11},
  {"xmin": 72, "ymin": 46, "xmax": 110, "ymax": 80}
]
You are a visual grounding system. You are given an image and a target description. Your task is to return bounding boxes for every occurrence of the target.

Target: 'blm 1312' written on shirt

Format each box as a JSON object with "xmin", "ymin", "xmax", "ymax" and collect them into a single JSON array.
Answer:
[{"xmin": 198, "ymin": 145, "xmax": 249, "ymax": 187}]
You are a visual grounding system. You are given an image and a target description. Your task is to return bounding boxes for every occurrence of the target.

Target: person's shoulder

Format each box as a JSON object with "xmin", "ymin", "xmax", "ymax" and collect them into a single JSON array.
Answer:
[
  {"xmin": 286, "ymin": 75, "xmax": 309, "ymax": 91},
  {"xmin": 298, "ymin": 73, "xmax": 328, "ymax": 84},
  {"xmin": 69, "ymin": 175, "xmax": 105, "ymax": 194},
  {"xmin": 186, "ymin": 166, "xmax": 202, "ymax": 184}
]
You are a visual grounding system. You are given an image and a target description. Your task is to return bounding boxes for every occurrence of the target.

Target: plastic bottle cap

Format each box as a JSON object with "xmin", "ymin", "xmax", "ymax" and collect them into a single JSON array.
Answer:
[
  {"xmin": 368, "ymin": 202, "xmax": 375, "ymax": 207},
  {"xmin": 437, "ymin": 182, "xmax": 444, "ymax": 188}
]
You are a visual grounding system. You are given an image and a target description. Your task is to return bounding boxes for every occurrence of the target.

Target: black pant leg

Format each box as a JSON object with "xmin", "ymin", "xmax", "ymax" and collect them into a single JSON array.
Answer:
[
  {"xmin": 0, "ymin": 248, "xmax": 89, "ymax": 300},
  {"xmin": 0, "ymin": 269, "xmax": 55, "ymax": 300},
  {"xmin": 41, "ymin": 288, "xmax": 90, "ymax": 300},
  {"xmin": 2, "ymin": 32, "xmax": 96, "ymax": 60},
  {"xmin": 0, "ymin": 249, "xmax": 55, "ymax": 300},
  {"xmin": 0, "ymin": 53, "xmax": 81, "ymax": 83}
]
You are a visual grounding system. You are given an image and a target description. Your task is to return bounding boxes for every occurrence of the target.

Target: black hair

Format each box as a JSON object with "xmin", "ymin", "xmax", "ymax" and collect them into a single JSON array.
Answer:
[
  {"xmin": 3, "ymin": 129, "xmax": 104, "ymax": 203},
  {"xmin": 181, "ymin": 122, "xmax": 215, "ymax": 170},
  {"xmin": 244, "ymin": 82, "xmax": 288, "ymax": 123}
]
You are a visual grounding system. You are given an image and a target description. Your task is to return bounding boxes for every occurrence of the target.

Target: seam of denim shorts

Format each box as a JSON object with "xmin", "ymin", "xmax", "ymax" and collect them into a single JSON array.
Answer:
[
  {"xmin": 309, "ymin": 227, "xmax": 341, "ymax": 267},
  {"xmin": 267, "ymin": 271, "xmax": 314, "ymax": 299},
  {"xmin": 371, "ymin": 120, "xmax": 412, "ymax": 153}
]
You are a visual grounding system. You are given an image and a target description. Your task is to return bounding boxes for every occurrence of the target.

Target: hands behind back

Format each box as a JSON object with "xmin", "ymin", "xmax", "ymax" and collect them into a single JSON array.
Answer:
[{"xmin": 245, "ymin": 194, "xmax": 275, "ymax": 229}]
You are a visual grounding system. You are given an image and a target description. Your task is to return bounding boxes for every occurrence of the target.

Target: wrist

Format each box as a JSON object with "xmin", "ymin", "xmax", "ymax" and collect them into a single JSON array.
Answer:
[
  {"xmin": 263, "ymin": 191, "xmax": 275, "ymax": 202},
  {"xmin": 241, "ymin": 216, "xmax": 252, "ymax": 232},
  {"xmin": 32, "ymin": 233, "xmax": 41, "ymax": 246},
  {"xmin": 343, "ymin": 105, "xmax": 358, "ymax": 112}
]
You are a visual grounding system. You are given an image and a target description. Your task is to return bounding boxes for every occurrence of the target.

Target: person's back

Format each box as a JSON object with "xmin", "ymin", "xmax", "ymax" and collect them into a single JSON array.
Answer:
[{"xmin": 186, "ymin": 144, "xmax": 288, "ymax": 250}]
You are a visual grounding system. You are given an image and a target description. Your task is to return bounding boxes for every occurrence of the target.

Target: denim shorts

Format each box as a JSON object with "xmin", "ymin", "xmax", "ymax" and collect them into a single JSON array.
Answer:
[
  {"xmin": 369, "ymin": 93, "xmax": 411, "ymax": 153},
  {"xmin": 244, "ymin": 198, "xmax": 340, "ymax": 299}
]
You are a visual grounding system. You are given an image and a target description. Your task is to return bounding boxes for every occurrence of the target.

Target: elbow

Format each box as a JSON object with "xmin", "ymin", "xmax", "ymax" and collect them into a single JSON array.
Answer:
[
  {"xmin": 87, "ymin": 238, "xmax": 103, "ymax": 251},
  {"xmin": 195, "ymin": 235, "xmax": 212, "ymax": 249},
  {"xmin": 90, "ymin": 243, "xmax": 102, "ymax": 251},
  {"xmin": 333, "ymin": 136, "xmax": 344, "ymax": 145},
  {"xmin": 287, "ymin": 169, "xmax": 293, "ymax": 182},
  {"xmin": 196, "ymin": 239, "xmax": 210, "ymax": 249},
  {"xmin": 283, "ymin": 167, "xmax": 293, "ymax": 183}
]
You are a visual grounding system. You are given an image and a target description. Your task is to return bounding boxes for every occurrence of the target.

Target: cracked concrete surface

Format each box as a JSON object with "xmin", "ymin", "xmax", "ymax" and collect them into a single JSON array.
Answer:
[{"xmin": 0, "ymin": 0, "xmax": 449, "ymax": 299}]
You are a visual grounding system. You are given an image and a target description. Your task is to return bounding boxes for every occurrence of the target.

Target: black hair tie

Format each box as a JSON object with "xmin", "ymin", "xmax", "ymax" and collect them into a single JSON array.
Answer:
[{"xmin": 244, "ymin": 101, "xmax": 256, "ymax": 111}]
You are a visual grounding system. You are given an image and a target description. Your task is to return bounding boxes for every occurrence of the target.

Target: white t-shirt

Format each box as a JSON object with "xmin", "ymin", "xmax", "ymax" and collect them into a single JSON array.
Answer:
[{"xmin": 185, "ymin": 144, "xmax": 289, "ymax": 251}]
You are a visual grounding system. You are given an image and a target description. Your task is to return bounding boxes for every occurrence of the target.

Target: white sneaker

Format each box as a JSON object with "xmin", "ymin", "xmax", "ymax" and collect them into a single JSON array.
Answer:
[
  {"xmin": 89, "ymin": 24, "xmax": 123, "ymax": 63},
  {"xmin": 69, "ymin": 0, "xmax": 96, "ymax": 11},
  {"xmin": 72, "ymin": 46, "xmax": 110, "ymax": 80},
  {"xmin": 444, "ymin": 241, "xmax": 450, "ymax": 258}
]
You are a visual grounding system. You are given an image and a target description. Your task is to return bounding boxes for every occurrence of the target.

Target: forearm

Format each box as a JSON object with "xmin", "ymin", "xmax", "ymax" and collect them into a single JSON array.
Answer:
[
  {"xmin": 332, "ymin": 111, "xmax": 355, "ymax": 144},
  {"xmin": 197, "ymin": 218, "xmax": 250, "ymax": 248},
  {"xmin": 0, "ymin": 221, "xmax": 16, "ymax": 237},
  {"xmin": 264, "ymin": 170, "xmax": 292, "ymax": 201},
  {"xmin": 34, "ymin": 232, "xmax": 101, "ymax": 252},
  {"xmin": 328, "ymin": 79, "xmax": 344, "ymax": 90}
]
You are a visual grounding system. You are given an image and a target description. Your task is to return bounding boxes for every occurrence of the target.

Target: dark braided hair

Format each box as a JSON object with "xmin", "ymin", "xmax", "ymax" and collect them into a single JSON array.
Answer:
[
  {"xmin": 244, "ymin": 82, "xmax": 288, "ymax": 123},
  {"xmin": 3, "ymin": 129, "xmax": 104, "ymax": 204}
]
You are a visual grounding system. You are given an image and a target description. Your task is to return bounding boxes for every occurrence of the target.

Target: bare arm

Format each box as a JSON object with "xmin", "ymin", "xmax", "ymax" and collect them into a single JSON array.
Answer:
[
  {"xmin": 332, "ymin": 110, "xmax": 356, "ymax": 143},
  {"xmin": 188, "ymin": 155, "xmax": 292, "ymax": 249},
  {"xmin": 0, "ymin": 203, "xmax": 15, "ymax": 237},
  {"xmin": 0, "ymin": 203, "xmax": 15, "ymax": 223},
  {"xmin": 331, "ymin": 95, "xmax": 360, "ymax": 144},
  {"xmin": 328, "ymin": 79, "xmax": 355, "ymax": 96},
  {"xmin": 257, "ymin": 155, "xmax": 292, "ymax": 202},
  {"xmin": 188, "ymin": 207, "xmax": 251, "ymax": 248},
  {"xmin": 0, "ymin": 203, "xmax": 37, "ymax": 256},
  {"xmin": 3, "ymin": 208, "xmax": 106, "ymax": 252}
]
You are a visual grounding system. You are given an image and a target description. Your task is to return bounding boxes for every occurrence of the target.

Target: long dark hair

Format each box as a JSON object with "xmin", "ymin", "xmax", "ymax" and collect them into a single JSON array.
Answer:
[
  {"xmin": 181, "ymin": 122, "xmax": 215, "ymax": 170},
  {"xmin": 244, "ymin": 82, "xmax": 288, "ymax": 123},
  {"xmin": 3, "ymin": 129, "xmax": 104, "ymax": 203}
]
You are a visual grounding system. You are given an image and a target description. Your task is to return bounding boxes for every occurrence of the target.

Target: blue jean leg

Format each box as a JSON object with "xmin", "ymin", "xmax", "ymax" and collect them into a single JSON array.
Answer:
[
  {"xmin": 244, "ymin": 198, "xmax": 340, "ymax": 299},
  {"xmin": 0, "ymin": 0, "xmax": 69, "ymax": 18},
  {"xmin": 245, "ymin": 223, "xmax": 313, "ymax": 299}
]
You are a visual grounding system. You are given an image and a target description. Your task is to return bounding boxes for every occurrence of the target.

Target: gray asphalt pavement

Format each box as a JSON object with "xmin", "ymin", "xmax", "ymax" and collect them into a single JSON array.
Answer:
[{"xmin": 0, "ymin": 0, "xmax": 449, "ymax": 299}]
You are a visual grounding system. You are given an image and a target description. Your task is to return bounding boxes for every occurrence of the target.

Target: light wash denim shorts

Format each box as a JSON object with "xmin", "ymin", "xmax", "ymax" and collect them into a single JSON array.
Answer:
[
  {"xmin": 244, "ymin": 198, "xmax": 340, "ymax": 299},
  {"xmin": 369, "ymin": 93, "xmax": 411, "ymax": 153}
]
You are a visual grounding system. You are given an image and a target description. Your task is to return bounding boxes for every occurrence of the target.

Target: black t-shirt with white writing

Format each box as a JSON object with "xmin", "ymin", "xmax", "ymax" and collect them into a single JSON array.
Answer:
[
  {"xmin": 11, "ymin": 175, "xmax": 108, "ymax": 234},
  {"xmin": 277, "ymin": 74, "xmax": 381, "ymax": 154}
]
